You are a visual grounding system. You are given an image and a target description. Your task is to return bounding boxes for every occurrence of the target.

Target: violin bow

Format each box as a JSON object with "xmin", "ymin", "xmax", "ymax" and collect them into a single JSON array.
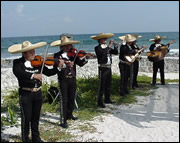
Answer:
[
  {"xmin": 73, "ymin": 40, "xmax": 83, "ymax": 63},
  {"xmin": 40, "ymin": 44, "xmax": 50, "ymax": 74}
]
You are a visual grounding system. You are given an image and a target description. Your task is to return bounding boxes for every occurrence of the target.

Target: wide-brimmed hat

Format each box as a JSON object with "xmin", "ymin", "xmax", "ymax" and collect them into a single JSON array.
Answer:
[
  {"xmin": 8, "ymin": 41, "xmax": 47, "ymax": 54},
  {"xmin": 131, "ymin": 34, "xmax": 142, "ymax": 39},
  {"xmin": 118, "ymin": 34, "xmax": 137, "ymax": 42},
  {"xmin": 50, "ymin": 36, "xmax": 80, "ymax": 47},
  {"xmin": 149, "ymin": 35, "xmax": 167, "ymax": 42},
  {"xmin": 90, "ymin": 33, "xmax": 114, "ymax": 40}
]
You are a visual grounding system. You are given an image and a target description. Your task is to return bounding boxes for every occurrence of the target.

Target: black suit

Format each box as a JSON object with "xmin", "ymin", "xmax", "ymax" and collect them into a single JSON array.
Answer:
[
  {"xmin": 119, "ymin": 44, "xmax": 136, "ymax": 96},
  {"xmin": 95, "ymin": 44, "xmax": 118, "ymax": 104},
  {"xmin": 131, "ymin": 44, "xmax": 140, "ymax": 87},
  {"xmin": 13, "ymin": 56, "xmax": 57, "ymax": 142},
  {"xmin": 53, "ymin": 49, "xmax": 88, "ymax": 123},
  {"xmin": 149, "ymin": 43, "xmax": 166, "ymax": 84}
]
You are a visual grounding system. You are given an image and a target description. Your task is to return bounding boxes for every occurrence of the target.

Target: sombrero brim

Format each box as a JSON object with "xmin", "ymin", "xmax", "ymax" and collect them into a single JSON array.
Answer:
[
  {"xmin": 131, "ymin": 34, "xmax": 142, "ymax": 39},
  {"xmin": 50, "ymin": 40, "xmax": 80, "ymax": 47},
  {"xmin": 149, "ymin": 36, "xmax": 167, "ymax": 42},
  {"xmin": 8, "ymin": 42, "xmax": 47, "ymax": 54},
  {"xmin": 91, "ymin": 33, "xmax": 114, "ymax": 40}
]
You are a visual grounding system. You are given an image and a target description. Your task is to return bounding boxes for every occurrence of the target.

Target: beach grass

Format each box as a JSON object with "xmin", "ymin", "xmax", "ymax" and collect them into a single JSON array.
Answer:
[{"xmin": 1, "ymin": 74, "xmax": 179, "ymax": 142}]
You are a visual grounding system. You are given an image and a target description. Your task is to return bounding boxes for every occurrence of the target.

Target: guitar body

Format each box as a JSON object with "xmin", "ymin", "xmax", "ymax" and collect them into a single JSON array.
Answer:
[
  {"xmin": 124, "ymin": 55, "xmax": 136, "ymax": 63},
  {"xmin": 147, "ymin": 40, "xmax": 176, "ymax": 62},
  {"xmin": 147, "ymin": 46, "xmax": 168, "ymax": 62},
  {"xmin": 124, "ymin": 45, "xmax": 146, "ymax": 63}
]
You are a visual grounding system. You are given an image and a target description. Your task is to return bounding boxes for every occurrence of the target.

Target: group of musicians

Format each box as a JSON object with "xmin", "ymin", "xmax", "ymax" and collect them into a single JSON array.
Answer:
[{"xmin": 8, "ymin": 33, "xmax": 171, "ymax": 142}]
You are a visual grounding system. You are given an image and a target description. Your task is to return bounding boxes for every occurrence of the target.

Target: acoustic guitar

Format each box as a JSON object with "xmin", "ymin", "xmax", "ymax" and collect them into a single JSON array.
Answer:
[
  {"xmin": 147, "ymin": 40, "xmax": 176, "ymax": 62},
  {"xmin": 124, "ymin": 45, "xmax": 146, "ymax": 63}
]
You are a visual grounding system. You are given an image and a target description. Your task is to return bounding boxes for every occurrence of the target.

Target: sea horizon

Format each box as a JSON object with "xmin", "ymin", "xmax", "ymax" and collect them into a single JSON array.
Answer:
[{"xmin": 1, "ymin": 31, "xmax": 179, "ymax": 59}]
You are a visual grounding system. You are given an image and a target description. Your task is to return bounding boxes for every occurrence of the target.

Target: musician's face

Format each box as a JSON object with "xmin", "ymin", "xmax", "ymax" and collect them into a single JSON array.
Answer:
[
  {"xmin": 155, "ymin": 39, "xmax": 161, "ymax": 44},
  {"xmin": 61, "ymin": 44, "xmax": 73, "ymax": 52},
  {"xmin": 99, "ymin": 38, "xmax": 107, "ymax": 44},
  {"xmin": 23, "ymin": 49, "xmax": 35, "ymax": 61}
]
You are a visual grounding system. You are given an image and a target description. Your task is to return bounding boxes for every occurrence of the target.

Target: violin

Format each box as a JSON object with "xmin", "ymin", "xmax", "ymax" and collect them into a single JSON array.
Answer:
[
  {"xmin": 67, "ymin": 48, "xmax": 96, "ymax": 58},
  {"xmin": 31, "ymin": 55, "xmax": 71, "ymax": 67}
]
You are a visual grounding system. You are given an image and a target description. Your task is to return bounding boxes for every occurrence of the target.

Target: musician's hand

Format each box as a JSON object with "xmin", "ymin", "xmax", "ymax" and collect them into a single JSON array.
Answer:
[
  {"xmin": 167, "ymin": 43, "xmax": 170, "ymax": 48},
  {"xmin": 58, "ymin": 59, "xmax": 64, "ymax": 68},
  {"xmin": 33, "ymin": 74, "xmax": 42, "ymax": 81},
  {"xmin": 108, "ymin": 40, "xmax": 114, "ymax": 48},
  {"xmin": 67, "ymin": 61, "xmax": 74, "ymax": 68},
  {"xmin": 135, "ymin": 49, "xmax": 138, "ymax": 53}
]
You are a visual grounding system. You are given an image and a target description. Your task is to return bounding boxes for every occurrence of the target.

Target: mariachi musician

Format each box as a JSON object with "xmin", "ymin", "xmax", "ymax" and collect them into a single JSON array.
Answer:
[
  {"xmin": 91, "ymin": 33, "xmax": 118, "ymax": 108},
  {"xmin": 131, "ymin": 34, "xmax": 142, "ymax": 89},
  {"xmin": 149, "ymin": 35, "xmax": 170, "ymax": 85},
  {"xmin": 118, "ymin": 34, "xmax": 137, "ymax": 96},
  {"xmin": 8, "ymin": 41, "xmax": 64, "ymax": 142},
  {"xmin": 50, "ymin": 36, "xmax": 90, "ymax": 128}
]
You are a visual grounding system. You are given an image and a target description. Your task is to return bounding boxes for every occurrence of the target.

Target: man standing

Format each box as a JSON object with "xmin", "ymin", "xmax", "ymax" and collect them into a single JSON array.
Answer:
[
  {"xmin": 8, "ymin": 41, "xmax": 64, "ymax": 142},
  {"xmin": 91, "ymin": 33, "xmax": 118, "ymax": 108},
  {"xmin": 131, "ymin": 34, "xmax": 142, "ymax": 89},
  {"xmin": 50, "ymin": 36, "xmax": 90, "ymax": 128},
  {"xmin": 118, "ymin": 34, "xmax": 137, "ymax": 96},
  {"xmin": 149, "ymin": 35, "xmax": 170, "ymax": 85}
]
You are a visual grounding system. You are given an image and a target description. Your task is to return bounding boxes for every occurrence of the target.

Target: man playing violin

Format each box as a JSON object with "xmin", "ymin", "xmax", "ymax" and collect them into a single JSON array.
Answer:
[
  {"xmin": 91, "ymin": 33, "xmax": 118, "ymax": 108},
  {"xmin": 8, "ymin": 41, "xmax": 64, "ymax": 142},
  {"xmin": 149, "ymin": 35, "xmax": 170, "ymax": 85},
  {"xmin": 50, "ymin": 35, "xmax": 90, "ymax": 128}
]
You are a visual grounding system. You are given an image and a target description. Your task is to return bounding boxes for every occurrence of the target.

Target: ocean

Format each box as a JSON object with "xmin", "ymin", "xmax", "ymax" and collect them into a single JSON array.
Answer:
[{"xmin": 1, "ymin": 32, "xmax": 179, "ymax": 59}]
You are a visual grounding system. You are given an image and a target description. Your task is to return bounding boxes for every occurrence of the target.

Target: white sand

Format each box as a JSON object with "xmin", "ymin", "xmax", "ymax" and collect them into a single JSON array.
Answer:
[{"xmin": 1, "ymin": 57, "xmax": 179, "ymax": 142}]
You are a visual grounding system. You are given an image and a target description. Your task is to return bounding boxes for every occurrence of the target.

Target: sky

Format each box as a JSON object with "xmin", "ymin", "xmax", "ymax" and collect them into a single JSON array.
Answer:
[{"xmin": 1, "ymin": 1, "xmax": 179, "ymax": 37}]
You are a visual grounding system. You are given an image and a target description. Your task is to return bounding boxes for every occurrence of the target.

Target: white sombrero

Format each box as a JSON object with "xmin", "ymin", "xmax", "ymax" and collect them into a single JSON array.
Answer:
[
  {"xmin": 8, "ymin": 41, "xmax": 47, "ymax": 54},
  {"xmin": 50, "ymin": 36, "xmax": 80, "ymax": 47},
  {"xmin": 118, "ymin": 34, "xmax": 137, "ymax": 42},
  {"xmin": 149, "ymin": 35, "xmax": 167, "ymax": 42},
  {"xmin": 90, "ymin": 33, "xmax": 114, "ymax": 40},
  {"xmin": 131, "ymin": 34, "xmax": 142, "ymax": 39}
]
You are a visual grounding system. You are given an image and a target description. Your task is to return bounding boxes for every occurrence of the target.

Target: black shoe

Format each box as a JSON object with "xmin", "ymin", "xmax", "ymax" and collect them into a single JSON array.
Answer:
[
  {"xmin": 32, "ymin": 137, "xmax": 44, "ymax": 142},
  {"xmin": 104, "ymin": 100, "xmax": 116, "ymax": 104},
  {"xmin": 67, "ymin": 116, "xmax": 78, "ymax": 120},
  {"xmin": 132, "ymin": 86, "xmax": 136, "ymax": 90},
  {"xmin": 151, "ymin": 83, "xmax": 156, "ymax": 86},
  {"xmin": 59, "ymin": 122, "xmax": 68, "ymax": 128},
  {"xmin": 125, "ymin": 90, "xmax": 129, "ymax": 94},
  {"xmin": 161, "ymin": 83, "xmax": 166, "ymax": 85},
  {"xmin": 23, "ymin": 137, "xmax": 31, "ymax": 142},
  {"xmin": 120, "ymin": 93, "xmax": 126, "ymax": 97},
  {"xmin": 98, "ymin": 103, "xmax": 106, "ymax": 108}
]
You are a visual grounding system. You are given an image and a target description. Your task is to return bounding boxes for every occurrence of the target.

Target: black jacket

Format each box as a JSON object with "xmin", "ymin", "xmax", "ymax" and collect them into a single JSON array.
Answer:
[
  {"xmin": 119, "ymin": 44, "xmax": 136, "ymax": 61},
  {"xmin": 95, "ymin": 44, "xmax": 118, "ymax": 64},
  {"xmin": 13, "ymin": 56, "xmax": 57, "ymax": 88},
  {"xmin": 53, "ymin": 49, "xmax": 88, "ymax": 79}
]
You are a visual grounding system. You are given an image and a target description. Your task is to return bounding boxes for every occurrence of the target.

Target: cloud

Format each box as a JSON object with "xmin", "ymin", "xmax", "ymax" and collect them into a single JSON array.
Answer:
[
  {"xmin": 64, "ymin": 16, "xmax": 72, "ymax": 23},
  {"xmin": 16, "ymin": 4, "xmax": 24, "ymax": 16}
]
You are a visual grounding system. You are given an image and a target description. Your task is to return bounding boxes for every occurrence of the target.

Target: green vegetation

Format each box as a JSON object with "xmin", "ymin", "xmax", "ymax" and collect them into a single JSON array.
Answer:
[{"xmin": 1, "ymin": 74, "xmax": 178, "ymax": 142}]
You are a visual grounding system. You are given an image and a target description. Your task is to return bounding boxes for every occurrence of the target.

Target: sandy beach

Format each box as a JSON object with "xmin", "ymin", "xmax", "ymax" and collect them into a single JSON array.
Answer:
[{"xmin": 1, "ymin": 56, "xmax": 179, "ymax": 142}]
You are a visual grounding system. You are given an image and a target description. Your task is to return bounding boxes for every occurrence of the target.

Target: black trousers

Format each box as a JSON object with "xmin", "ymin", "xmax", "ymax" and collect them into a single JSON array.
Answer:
[
  {"xmin": 98, "ymin": 67, "xmax": 112, "ymax": 103},
  {"xmin": 19, "ymin": 89, "xmax": 42, "ymax": 142},
  {"xmin": 119, "ymin": 63, "xmax": 130, "ymax": 95},
  {"xmin": 152, "ymin": 60, "xmax": 165, "ymax": 84},
  {"xmin": 133, "ymin": 60, "xmax": 139, "ymax": 87},
  {"xmin": 59, "ymin": 78, "xmax": 76, "ymax": 122}
]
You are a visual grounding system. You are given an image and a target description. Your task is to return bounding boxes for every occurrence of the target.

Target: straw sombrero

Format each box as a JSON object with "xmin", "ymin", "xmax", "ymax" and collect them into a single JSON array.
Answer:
[
  {"xmin": 90, "ymin": 33, "xmax": 114, "ymax": 40},
  {"xmin": 8, "ymin": 41, "xmax": 47, "ymax": 54},
  {"xmin": 50, "ymin": 36, "xmax": 80, "ymax": 47},
  {"xmin": 149, "ymin": 35, "xmax": 167, "ymax": 42},
  {"xmin": 118, "ymin": 34, "xmax": 137, "ymax": 42},
  {"xmin": 131, "ymin": 34, "xmax": 142, "ymax": 39}
]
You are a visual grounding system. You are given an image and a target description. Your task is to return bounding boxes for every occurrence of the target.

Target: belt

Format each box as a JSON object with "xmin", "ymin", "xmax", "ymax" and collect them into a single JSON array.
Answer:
[
  {"xmin": 119, "ymin": 59, "xmax": 131, "ymax": 65},
  {"xmin": 21, "ymin": 87, "xmax": 41, "ymax": 92},
  {"xmin": 65, "ymin": 75, "xmax": 74, "ymax": 78},
  {"xmin": 99, "ymin": 64, "xmax": 111, "ymax": 68}
]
